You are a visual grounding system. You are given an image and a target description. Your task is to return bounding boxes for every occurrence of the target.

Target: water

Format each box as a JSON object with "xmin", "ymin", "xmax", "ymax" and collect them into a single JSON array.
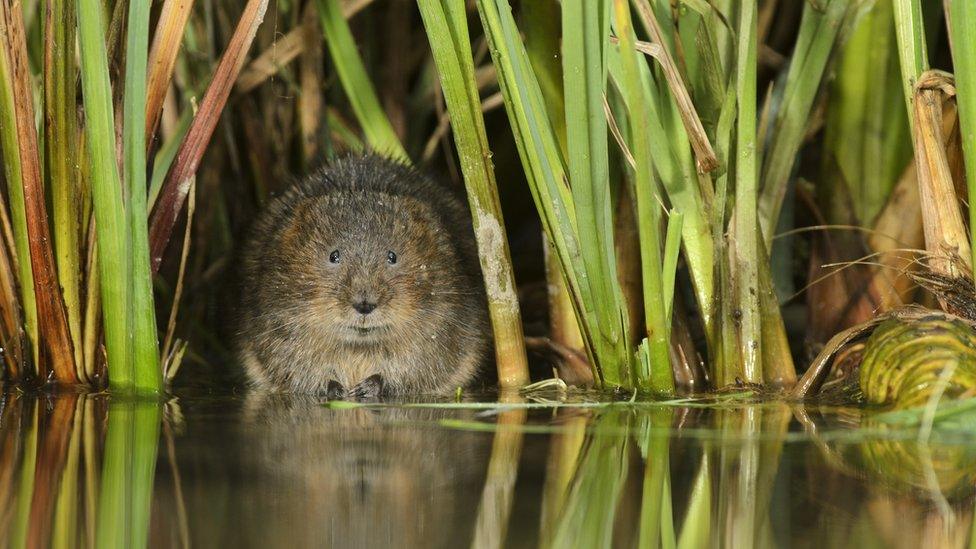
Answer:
[{"xmin": 2, "ymin": 388, "xmax": 976, "ymax": 548}]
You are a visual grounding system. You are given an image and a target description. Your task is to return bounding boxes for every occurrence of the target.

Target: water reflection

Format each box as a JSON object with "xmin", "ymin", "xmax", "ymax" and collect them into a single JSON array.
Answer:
[
  {"xmin": 0, "ymin": 393, "xmax": 161, "ymax": 549},
  {"xmin": 2, "ymin": 390, "xmax": 976, "ymax": 548}
]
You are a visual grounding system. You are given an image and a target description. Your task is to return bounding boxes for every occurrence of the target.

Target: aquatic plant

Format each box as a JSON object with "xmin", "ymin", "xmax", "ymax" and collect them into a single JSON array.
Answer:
[
  {"xmin": 0, "ymin": 0, "xmax": 267, "ymax": 392},
  {"xmin": 1, "ymin": 0, "xmax": 976, "ymax": 400}
]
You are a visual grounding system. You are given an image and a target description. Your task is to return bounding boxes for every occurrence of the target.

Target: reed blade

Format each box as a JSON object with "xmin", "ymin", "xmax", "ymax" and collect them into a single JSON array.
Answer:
[
  {"xmin": 732, "ymin": 0, "xmax": 762, "ymax": 384},
  {"xmin": 315, "ymin": 0, "xmax": 406, "ymax": 160},
  {"xmin": 563, "ymin": 0, "xmax": 634, "ymax": 388},
  {"xmin": 757, "ymin": 0, "xmax": 855, "ymax": 245},
  {"xmin": 148, "ymin": 0, "xmax": 269, "ymax": 273},
  {"xmin": 608, "ymin": 13, "xmax": 716, "ymax": 346},
  {"xmin": 0, "ymin": 7, "xmax": 37, "ymax": 372},
  {"xmin": 416, "ymin": 0, "xmax": 529, "ymax": 388},
  {"xmin": 613, "ymin": 0, "xmax": 673, "ymax": 394},
  {"xmin": 1, "ymin": 0, "xmax": 77, "ymax": 383},
  {"xmin": 77, "ymin": 0, "xmax": 132, "ymax": 389},
  {"xmin": 125, "ymin": 0, "xmax": 162, "ymax": 392},
  {"xmin": 475, "ymin": 0, "xmax": 602, "ymax": 383},
  {"xmin": 892, "ymin": 0, "xmax": 930, "ymax": 125},
  {"xmin": 145, "ymin": 0, "xmax": 197, "ymax": 145},
  {"xmin": 43, "ymin": 0, "xmax": 84, "ymax": 373}
]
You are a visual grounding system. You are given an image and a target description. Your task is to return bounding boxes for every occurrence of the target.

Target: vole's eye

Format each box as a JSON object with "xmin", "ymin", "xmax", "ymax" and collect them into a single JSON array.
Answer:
[
  {"xmin": 329, "ymin": 250, "xmax": 341, "ymax": 264},
  {"xmin": 386, "ymin": 251, "xmax": 397, "ymax": 265}
]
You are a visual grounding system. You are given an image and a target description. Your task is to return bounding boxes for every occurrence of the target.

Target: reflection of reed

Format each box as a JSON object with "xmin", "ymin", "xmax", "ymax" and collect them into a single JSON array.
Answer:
[
  {"xmin": 0, "ymin": 393, "xmax": 164, "ymax": 549},
  {"xmin": 539, "ymin": 409, "xmax": 590, "ymax": 548},
  {"xmin": 537, "ymin": 404, "xmax": 795, "ymax": 549},
  {"xmin": 471, "ymin": 396, "xmax": 527, "ymax": 549},
  {"xmin": 716, "ymin": 404, "xmax": 791, "ymax": 548},
  {"xmin": 547, "ymin": 410, "xmax": 636, "ymax": 548}
]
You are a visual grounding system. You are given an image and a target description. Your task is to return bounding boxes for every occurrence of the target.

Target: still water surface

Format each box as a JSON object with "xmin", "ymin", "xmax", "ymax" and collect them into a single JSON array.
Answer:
[{"xmin": 1, "ymin": 388, "xmax": 975, "ymax": 548}]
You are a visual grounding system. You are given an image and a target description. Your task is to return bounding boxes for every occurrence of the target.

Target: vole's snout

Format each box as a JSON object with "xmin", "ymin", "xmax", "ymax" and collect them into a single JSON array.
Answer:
[{"xmin": 353, "ymin": 300, "xmax": 377, "ymax": 315}]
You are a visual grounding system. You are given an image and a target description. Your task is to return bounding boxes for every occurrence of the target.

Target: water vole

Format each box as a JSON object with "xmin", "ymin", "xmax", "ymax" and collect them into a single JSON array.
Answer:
[{"xmin": 232, "ymin": 155, "xmax": 490, "ymax": 396}]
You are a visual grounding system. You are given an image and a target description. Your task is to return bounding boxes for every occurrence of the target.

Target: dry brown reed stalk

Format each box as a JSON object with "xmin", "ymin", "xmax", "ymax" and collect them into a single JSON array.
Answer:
[
  {"xmin": 0, "ymin": 190, "xmax": 23, "ymax": 377},
  {"xmin": 236, "ymin": 21, "xmax": 313, "ymax": 94},
  {"xmin": 801, "ymin": 171, "xmax": 924, "ymax": 344},
  {"xmin": 866, "ymin": 163, "xmax": 925, "ymax": 307},
  {"xmin": 161, "ymin": 180, "xmax": 196, "ymax": 377},
  {"xmin": 543, "ymin": 241, "xmax": 585, "ymax": 357},
  {"xmin": 149, "ymin": 0, "xmax": 270, "ymax": 273},
  {"xmin": 0, "ymin": 1, "xmax": 77, "ymax": 383},
  {"xmin": 911, "ymin": 71, "xmax": 973, "ymax": 280},
  {"xmin": 907, "ymin": 267, "xmax": 976, "ymax": 321},
  {"xmin": 234, "ymin": 0, "xmax": 375, "ymax": 97},
  {"xmin": 298, "ymin": 2, "xmax": 325, "ymax": 163},
  {"xmin": 631, "ymin": 1, "xmax": 719, "ymax": 174},
  {"xmin": 146, "ymin": 0, "xmax": 197, "ymax": 145}
]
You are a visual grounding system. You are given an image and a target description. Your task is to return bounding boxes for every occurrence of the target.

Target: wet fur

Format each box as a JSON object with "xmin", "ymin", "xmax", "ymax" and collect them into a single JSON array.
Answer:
[{"xmin": 232, "ymin": 155, "xmax": 490, "ymax": 395}]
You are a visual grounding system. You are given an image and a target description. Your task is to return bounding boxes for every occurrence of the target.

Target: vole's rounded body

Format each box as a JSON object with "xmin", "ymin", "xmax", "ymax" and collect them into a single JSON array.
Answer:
[{"xmin": 233, "ymin": 155, "xmax": 489, "ymax": 396}]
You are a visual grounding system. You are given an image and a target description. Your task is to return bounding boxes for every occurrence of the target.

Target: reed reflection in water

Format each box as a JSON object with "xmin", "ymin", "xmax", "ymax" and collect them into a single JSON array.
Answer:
[{"xmin": 2, "ymin": 391, "xmax": 976, "ymax": 548}]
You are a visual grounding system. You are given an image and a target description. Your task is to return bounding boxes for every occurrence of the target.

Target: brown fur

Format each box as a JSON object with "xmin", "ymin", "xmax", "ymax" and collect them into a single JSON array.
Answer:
[{"xmin": 232, "ymin": 155, "xmax": 490, "ymax": 395}]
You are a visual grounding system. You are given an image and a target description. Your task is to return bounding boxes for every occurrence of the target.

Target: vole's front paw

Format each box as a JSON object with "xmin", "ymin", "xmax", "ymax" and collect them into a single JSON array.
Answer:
[
  {"xmin": 324, "ymin": 380, "xmax": 346, "ymax": 400},
  {"xmin": 348, "ymin": 374, "xmax": 384, "ymax": 400}
]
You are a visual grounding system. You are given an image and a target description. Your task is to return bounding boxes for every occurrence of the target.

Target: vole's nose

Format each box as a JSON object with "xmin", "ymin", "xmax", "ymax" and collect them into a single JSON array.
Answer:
[{"xmin": 353, "ymin": 300, "xmax": 377, "ymax": 315}]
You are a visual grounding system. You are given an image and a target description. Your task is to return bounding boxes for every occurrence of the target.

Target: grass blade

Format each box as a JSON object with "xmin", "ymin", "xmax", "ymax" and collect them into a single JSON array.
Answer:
[
  {"xmin": 148, "ymin": 0, "xmax": 270, "ymax": 273},
  {"xmin": 663, "ymin": 211, "xmax": 683, "ymax": 323},
  {"xmin": 124, "ymin": 0, "xmax": 162, "ymax": 393},
  {"xmin": 892, "ymin": 0, "xmax": 930, "ymax": 125},
  {"xmin": 316, "ymin": 0, "xmax": 406, "ymax": 160},
  {"xmin": 475, "ymin": 0, "xmax": 603, "ymax": 381},
  {"xmin": 757, "ymin": 0, "xmax": 854, "ymax": 244},
  {"xmin": 77, "ymin": 0, "xmax": 132, "ymax": 389},
  {"xmin": 614, "ymin": 0, "xmax": 673, "ymax": 394},
  {"xmin": 564, "ymin": 0, "xmax": 636, "ymax": 388},
  {"xmin": 732, "ymin": 0, "xmax": 762, "ymax": 384},
  {"xmin": 1, "ymin": 0, "xmax": 77, "ymax": 383},
  {"xmin": 566, "ymin": 0, "xmax": 636, "ymax": 386},
  {"xmin": 416, "ymin": 0, "xmax": 529, "ymax": 388},
  {"xmin": 823, "ymin": 0, "xmax": 911, "ymax": 225},
  {"xmin": 631, "ymin": 0, "xmax": 719, "ymax": 174},
  {"xmin": 607, "ymin": 25, "xmax": 716, "ymax": 346},
  {"xmin": 522, "ymin": 0, "xmax": 566, "ymax": 154}
]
